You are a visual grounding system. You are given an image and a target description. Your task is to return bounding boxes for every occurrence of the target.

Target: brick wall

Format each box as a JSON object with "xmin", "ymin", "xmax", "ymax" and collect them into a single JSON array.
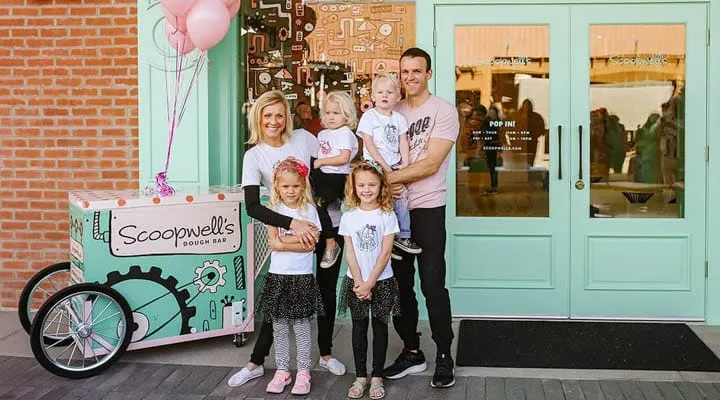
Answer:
[{"xmin": 0, "ymin": 0, "xmax": 138, "ymax": 308}]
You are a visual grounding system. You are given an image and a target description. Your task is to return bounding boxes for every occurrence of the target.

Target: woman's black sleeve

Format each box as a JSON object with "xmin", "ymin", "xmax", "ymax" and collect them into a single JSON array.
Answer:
[{"xmin": 243, "ymin": 185, "xmax": 293, "ymax": 229}]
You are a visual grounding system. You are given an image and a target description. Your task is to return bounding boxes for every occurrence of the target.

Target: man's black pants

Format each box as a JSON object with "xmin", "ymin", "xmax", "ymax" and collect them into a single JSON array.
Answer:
[{"xmin": 391, "ymin": 206, "xmax": 454, "ymax": 356}]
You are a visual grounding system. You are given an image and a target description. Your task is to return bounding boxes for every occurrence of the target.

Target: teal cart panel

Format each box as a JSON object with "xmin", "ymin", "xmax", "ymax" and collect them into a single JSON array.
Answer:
[{"xmin": 68, "ymin": 186, "xmax": 269, "ymax": 351}]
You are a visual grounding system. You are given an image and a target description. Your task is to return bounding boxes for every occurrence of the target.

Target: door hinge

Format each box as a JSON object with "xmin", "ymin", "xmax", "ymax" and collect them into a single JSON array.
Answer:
[
  {"xmin": 433, "ymin": 29, "xmax": 437, "ymax": 47},
  {"xmin": 706, "ymin": 145, "xmax": 710, "ymax": 163},
  {"xmin": 706, "ymin": 261, "xmax": 709, "ymax": 277},
  {"xmin": 707, "ymin": 29, "xmax": 711, "ymax": 46}
]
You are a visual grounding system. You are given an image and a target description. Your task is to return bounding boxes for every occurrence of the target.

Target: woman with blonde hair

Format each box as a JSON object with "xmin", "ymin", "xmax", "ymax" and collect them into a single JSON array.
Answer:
[{"xmin": 228, "ymin": 90, "xmax": 347, "ymax": 387}]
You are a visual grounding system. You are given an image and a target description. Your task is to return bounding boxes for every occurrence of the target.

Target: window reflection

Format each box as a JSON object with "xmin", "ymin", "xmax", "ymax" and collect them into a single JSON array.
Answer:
[
  {"xmin": 455, "ymin": 26, "xmax": 550, "ymax": 217},
  {"xmin": 588, "ymin": 25, "xmax": 685, "ymax": 218}
]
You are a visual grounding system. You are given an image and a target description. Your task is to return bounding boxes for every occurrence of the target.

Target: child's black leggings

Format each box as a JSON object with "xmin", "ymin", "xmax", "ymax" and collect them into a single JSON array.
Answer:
[
  {"xmin": 310, "ymin": 161, "xmax": 348, "ymax": 240},
  {"xmin": 352, "ymin": 317, "xmax": 389, "ymax": 378}
]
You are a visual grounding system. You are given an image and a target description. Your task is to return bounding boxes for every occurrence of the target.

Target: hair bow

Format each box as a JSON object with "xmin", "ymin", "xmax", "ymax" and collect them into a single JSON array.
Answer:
[{"xmin": 363, "ymin": 159, "xmax": 384, "ymax": 175}]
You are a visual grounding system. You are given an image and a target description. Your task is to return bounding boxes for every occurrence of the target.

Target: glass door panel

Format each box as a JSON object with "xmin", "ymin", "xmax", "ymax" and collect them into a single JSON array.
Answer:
[
  {"xmin": 456, "ymin": 26, "xmax": 550, "ymax": 217},
  {"xmin": 437, "ymin": 5, "xmax": 571, "ymax": 317},
  {"xmin": 570, "ymin": 4, "xmax": 707, "ymax": 319},
  {"xmin": 588, "ymin": 24, "xmax": 686, "ymax": 219}
]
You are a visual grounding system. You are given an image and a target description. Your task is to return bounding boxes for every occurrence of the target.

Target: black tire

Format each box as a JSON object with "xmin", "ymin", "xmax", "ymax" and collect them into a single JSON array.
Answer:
[
  {"xmin": 18, "ymin": 262, "xmax": 72, "ymax": 341},
  {"xmin": 30, "ymin": 283, "xmax": 134, "ymax": 379}
]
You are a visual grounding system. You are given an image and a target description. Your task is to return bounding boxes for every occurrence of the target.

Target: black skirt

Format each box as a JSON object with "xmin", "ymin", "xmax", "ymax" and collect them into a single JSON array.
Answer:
[
  {"xmin": 338, "ymin": 275, "xmax": 400, "ymax": 323},
  {"xmin": 258, "ymin": 273, "xmax": 324, "ymax": 323}
]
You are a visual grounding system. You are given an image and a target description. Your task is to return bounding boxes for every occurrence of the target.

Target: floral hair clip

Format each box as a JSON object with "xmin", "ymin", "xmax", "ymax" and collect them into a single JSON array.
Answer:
[
  {"xmin": 274, "ymin": 157, "xmax": 310, "ymax": 178},
  {"xmin": 362, "ymin": 159, "xmax": 384, "ymax": 175}
]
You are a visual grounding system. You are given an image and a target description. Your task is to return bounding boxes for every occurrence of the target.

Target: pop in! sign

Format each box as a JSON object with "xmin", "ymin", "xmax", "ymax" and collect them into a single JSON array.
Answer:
[{"xmin": 109, "ymin": 202, "xmax": 241, "ymax": 256}]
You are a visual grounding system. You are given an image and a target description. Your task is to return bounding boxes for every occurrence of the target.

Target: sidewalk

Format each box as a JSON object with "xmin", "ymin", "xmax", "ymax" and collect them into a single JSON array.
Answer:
[{"xmin": 2, "ymin": 310, "xmax": 720, "ymax": 399}]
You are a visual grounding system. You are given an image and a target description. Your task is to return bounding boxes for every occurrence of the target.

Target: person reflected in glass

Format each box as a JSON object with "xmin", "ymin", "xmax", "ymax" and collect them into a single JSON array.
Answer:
[{"xmin": 482, "ymin": 103, "xmax": 503, "ymax": 194}]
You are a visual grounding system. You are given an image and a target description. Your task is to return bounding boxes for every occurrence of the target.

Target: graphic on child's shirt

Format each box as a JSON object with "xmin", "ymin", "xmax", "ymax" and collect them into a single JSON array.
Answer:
[
  {"xmin": 384, "ymin": 124, "xmax": 398, "ymax": 146},
  {"xmin": 319, "ymin": 140, "xmax": 332, "ymax": 156},
  {"xmin": 279, "ymin": 227, "xmax": 295, "ymax": 237},
  {"xmin": 355, "ymin": 224, "xmax": 378, "ymax": 251}
]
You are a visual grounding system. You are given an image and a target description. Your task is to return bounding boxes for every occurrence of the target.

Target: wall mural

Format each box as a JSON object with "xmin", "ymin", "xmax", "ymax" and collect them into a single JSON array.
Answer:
[{"xmin": 244, "ymin": 0, "xmax": 415, "ymax": 114}]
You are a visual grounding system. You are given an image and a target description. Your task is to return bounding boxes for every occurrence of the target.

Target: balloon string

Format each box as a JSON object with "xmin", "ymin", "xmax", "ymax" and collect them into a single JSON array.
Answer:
[
  {"xmin": 177, "ymin": 51, "xmax": 207, "ymax": 125},
  {"xmin": 165, "ymin": 46, "xmax": 184, "ymax": 173}
]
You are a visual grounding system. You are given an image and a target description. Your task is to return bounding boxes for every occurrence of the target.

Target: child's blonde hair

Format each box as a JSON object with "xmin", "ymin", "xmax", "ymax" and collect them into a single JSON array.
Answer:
[
  {"xmin": 269, "ymin": 157, "xmax": 313, "ymax": 214},
  {"xmin": 320, "ymin": 91, "xmax": 358, "ymax": 130},
  {"xmin": 372, "ymin": 72, "xmax": 401, "ymax": 93},
  {"xmin": 344, "ymin": 160, "xmax": 394, "ymax": 213},
  {"xmin": 247, "ymin": 90, "xmax": 293, "ymax": 145}
]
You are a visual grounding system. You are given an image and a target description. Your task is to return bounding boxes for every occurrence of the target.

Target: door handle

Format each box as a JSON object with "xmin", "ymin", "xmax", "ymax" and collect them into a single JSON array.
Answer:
[
  {"xmin": 558, "ymin": 125, "xmax": 562, "ymax": 180},
  {"xmin": 578, "ymin": 125, "xmax": 583, "ymax": 181}
]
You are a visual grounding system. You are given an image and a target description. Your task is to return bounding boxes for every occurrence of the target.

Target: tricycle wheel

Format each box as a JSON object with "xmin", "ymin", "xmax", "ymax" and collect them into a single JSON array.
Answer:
[
  {"xmin": 233, "ymin": 333, "xmax": 247, "ymax": 347},
  {"xmin": 18, "ymin": 262, "xmax": 72, "ymax": 344},
  {"xmin": 30, "ymin": 283, "xmax": 134, "ymax": 379}
]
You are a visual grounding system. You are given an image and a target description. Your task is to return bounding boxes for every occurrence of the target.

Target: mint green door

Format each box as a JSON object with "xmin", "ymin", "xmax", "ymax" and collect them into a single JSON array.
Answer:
[
  {"xmin": 569, "ymin": 4, "xmax": 707, "ymax": 319},
  {"xmin": 436, "ymin": 5, "xmax": 572, "ymax": 317},
  {"xmin": 436, "ymin": 3, "xmax": 708, "ymax": 319}
]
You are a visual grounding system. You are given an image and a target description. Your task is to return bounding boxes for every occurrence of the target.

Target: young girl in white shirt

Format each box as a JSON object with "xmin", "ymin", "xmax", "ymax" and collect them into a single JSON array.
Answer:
[
  {"xmin": 312, "ymin": 91, "xmax": 359, "ymax": 269},
  {"xmin": 338, "ymin": 160, "xmax": 400, "ymax": 400},
  {"xmin": 258, "ymin": 157, "xmax": 324, "ymax": 396}
]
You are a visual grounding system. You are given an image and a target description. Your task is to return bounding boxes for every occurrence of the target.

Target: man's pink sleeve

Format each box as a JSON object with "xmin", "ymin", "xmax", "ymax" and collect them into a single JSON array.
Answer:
[{"xmin": 432, "ymin": 100, "xmax": 459, "ymax": 142}]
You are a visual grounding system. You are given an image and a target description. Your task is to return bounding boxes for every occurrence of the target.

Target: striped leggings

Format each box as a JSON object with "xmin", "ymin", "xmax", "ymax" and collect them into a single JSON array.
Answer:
[{"xmin": 272, "ymin": 320, "xmax": 312, "ymax": 371}]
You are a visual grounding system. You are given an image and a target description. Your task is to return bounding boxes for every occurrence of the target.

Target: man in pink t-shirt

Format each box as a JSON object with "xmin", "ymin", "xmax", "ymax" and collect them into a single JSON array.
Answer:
[{"xmin": 382, "ymin": 48, "xmax": 459, "ymax": 389}]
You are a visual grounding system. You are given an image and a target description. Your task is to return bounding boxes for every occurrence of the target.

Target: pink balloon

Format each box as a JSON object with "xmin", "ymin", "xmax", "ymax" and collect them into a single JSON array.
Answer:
[
  {"xmin": 160, "ymin": 0, "xmax": 198, "ymax": 17},
  {"xmin": 221, "ymin": 0, "xmax": 235, "ymax": 6},
  {"xmin": 165, "ymin": 21, "xmax": 195, "ymax": 55},
  {"xmin": 186, "ymin": 0, "xmax": 231, "ymax": 51},
  {"xmin": 161, "ymin": 4, "xmax": 187, "ymax": 33},
  {"xmin": 227, "ymin": 0, "xmax": 240, "ymax": 18}
]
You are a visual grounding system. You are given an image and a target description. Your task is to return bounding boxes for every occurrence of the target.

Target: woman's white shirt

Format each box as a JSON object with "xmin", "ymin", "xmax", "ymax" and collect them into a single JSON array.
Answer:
[{"xmin": 241, "ymin": 128, "xmax": 319, "ymax": 189}]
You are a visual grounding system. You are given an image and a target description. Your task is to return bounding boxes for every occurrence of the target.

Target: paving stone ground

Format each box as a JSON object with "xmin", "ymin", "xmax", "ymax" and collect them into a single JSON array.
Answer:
[{"xmin": 2, "ymin": 355, "xmax": 720, "ymax": 400}]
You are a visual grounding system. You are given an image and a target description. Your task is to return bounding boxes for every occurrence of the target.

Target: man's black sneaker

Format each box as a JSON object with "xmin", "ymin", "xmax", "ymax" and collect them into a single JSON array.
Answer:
[
  {"xmin": 383, "ymin": 349, "xmax": 427, "ymax": 379},
  {"xmin": 431, "ymin": 353, "xmax": 455, "ymax": 388}
]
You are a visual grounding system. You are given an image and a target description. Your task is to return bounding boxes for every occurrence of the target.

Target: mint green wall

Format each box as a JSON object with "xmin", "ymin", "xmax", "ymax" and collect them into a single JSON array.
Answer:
[
  {"xmin": 138, "ymin": 1, "xmax": 241, "ymax": 188},
  {"xmin": 706, "ymin": 0, "xmax": 720, "ymax": 325},
  {"xmin": 208, "ymin": 19, "xmax": 242, "ymax": 186},
  {"xmin": 138, "ymin": 1, "xmax": 209, "ymax": 188},
  {"xmin": 140, "ymin": 0, "xmax": 720, "ymax": 323}
]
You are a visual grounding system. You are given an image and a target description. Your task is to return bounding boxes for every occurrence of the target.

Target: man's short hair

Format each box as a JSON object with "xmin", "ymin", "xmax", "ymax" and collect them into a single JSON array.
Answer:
[{"xmin": 400, "ymin": 47, "xmax": 432, "ymax": 72}]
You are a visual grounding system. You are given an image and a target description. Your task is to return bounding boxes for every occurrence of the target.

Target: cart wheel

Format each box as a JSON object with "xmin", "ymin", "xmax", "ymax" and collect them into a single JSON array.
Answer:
[
  {"xmin": 30, "ymin": 283, "xmax": 134, "ymax": 379},
  {"xmin": 233, "ymin": 333, "xmax": 247, "ymax": 347},
  {"xmin": 18, "ymin": 262, "xmax": 72, "ymax": 343}
]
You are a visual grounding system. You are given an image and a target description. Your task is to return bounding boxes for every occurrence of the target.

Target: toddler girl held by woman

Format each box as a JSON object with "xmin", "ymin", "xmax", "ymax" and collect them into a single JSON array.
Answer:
[
  {"xmin": 356, "ymin": 73, "xmax": 421, "ymax": 258},
  {"xmin": 339, "ymin": 160, "xmax": 401, "ymax": 400},
  {"xmin": 259, "ymin": 157, "xmax": 324, "ymax": 395},
  {"xmin": 311, "ymin": 91, "xmax": 359, "ymax": 268}
]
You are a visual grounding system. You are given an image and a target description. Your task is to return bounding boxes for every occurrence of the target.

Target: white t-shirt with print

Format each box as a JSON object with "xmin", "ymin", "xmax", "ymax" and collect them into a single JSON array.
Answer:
[
  {"xmin": 339, "ymin": 207, "xmax": 398, "ymax": 282},
  {"xmin": 241, "ymin": 129, "xmax": 319, "ymax": 189},
  {"xmin": 317, "ymin": 126, "xmax": 358, "ymax": 174},
  {"xmin": 269, "ymin": 203, "xmax": 321, "ymax": 275},
  {"xmin": 356, "ymin": 108, "xmax": 408, "ymax": 166}
]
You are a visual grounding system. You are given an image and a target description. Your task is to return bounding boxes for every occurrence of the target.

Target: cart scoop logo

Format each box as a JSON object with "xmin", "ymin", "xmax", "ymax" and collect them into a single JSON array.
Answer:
[{"xmin": 110, "ymin": 202, "xmax": 241, "ymax": 256}]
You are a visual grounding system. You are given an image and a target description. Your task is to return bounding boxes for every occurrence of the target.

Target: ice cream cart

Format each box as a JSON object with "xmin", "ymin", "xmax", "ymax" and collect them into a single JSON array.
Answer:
[{"xmin": 24, "ymin": 186, "xmax": 271, "ymax": 379}]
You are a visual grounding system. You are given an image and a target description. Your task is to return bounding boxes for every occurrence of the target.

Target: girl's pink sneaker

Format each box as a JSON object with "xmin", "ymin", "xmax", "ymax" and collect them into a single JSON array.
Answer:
[
  {"xmin": 266, "ymin": 370, "xmax": 292, "ymax": 393},
  {"xmin": 290, "ymin": 370, "xmax": 312, "ymax": 395}
]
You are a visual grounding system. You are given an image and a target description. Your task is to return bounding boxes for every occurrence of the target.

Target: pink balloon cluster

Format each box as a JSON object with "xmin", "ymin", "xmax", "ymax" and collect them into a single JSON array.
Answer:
[{"xmin": 161, "ymin": 0, "xmax": 240, "ymax": 53}]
